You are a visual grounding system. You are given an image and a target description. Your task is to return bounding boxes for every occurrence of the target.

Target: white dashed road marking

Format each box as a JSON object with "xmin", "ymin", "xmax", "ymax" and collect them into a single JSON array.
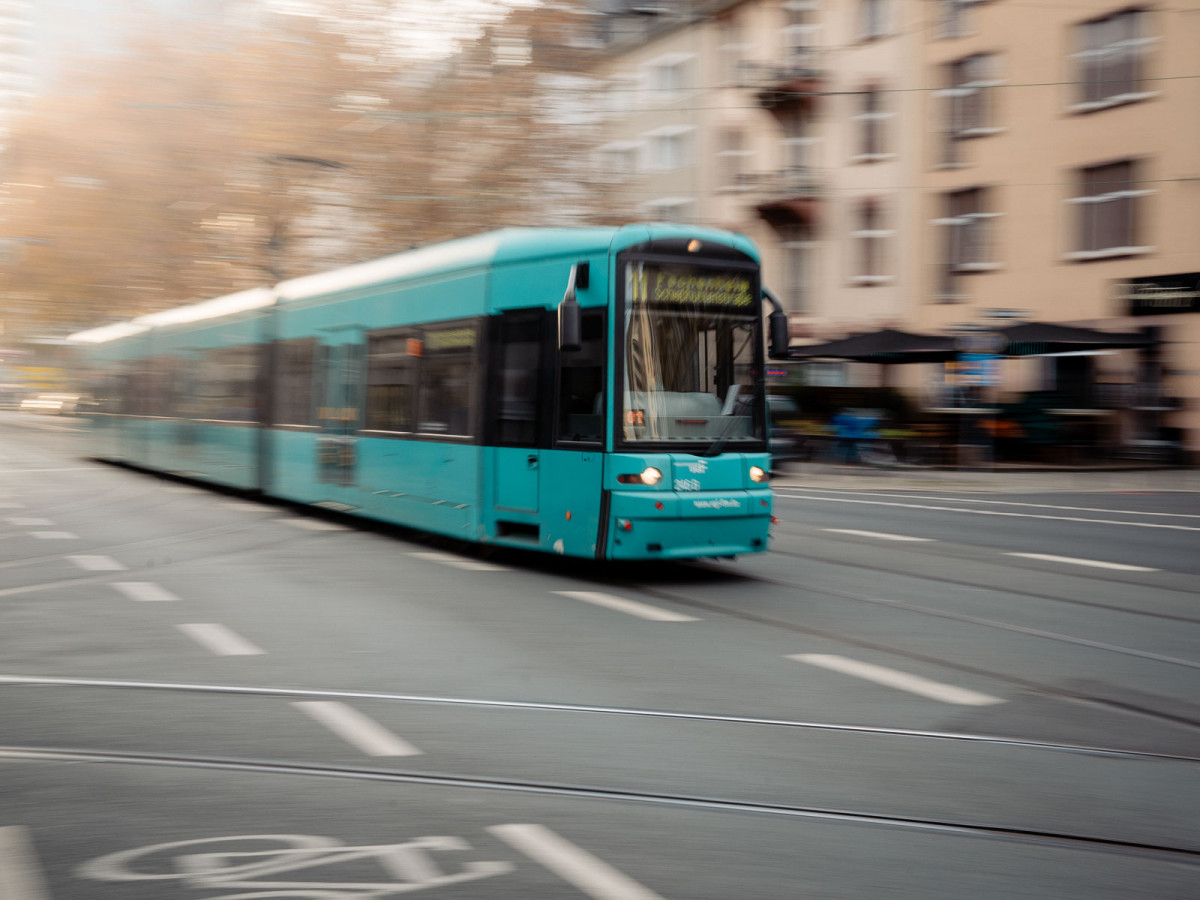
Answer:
[
  {"xmin": 176, "ymin": 623, "xmax": 265, "ymax": 657},
  {"xmin": 1006, "ymin": 552, "xmax": 1158, "ymax": 572},
  {"xmin": 5, "ymin": 518, "xmax": 52, "ymax": 526},
  {"xmin": 790, "ymin": 654, "xmax": 1005, "ymax": 706},
  {"xmin": 0, "ymin": 826, "xmax": 52, "ymax": 900},
  {"xmin": 488, "ymin": 824, "xmax": 665, "ymax": 900},
  {"xmin": 30, "ymin": 532, "xmax": 77, "ymax": 540},
  {"xmin": 776, "ymin": 492, "xmax": 1200, "ymax": 532},
  {"xmin": 823, "ymin": 528, "xmax": 935, "ymax": 542},
  {"xmin": 112, "ymin": 582, "xmax": 182, "ymax": 603},
  {"xmin": 292, "ymin": 701, "xmax": 422, "ymax": 757},
  {"xmin": 277, "ymin": 518, "xmax": 349, "ymax": 531},
  {"xmin": 552, "ymin": 590, "xmax": 698, "ymax": 622},
  {"xmin": 407, "ymin": 551, "xmax": 506, "ymax": 572},
  {"xmin": 67, "ymin": 555, "xmax": 126, "ymax": 572}
]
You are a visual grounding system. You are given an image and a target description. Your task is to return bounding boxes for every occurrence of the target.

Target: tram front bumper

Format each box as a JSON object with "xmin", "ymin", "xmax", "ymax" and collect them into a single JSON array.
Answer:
[{"xmin": 607, "ymin": 489, "xmax": 772, "ymax": 559}]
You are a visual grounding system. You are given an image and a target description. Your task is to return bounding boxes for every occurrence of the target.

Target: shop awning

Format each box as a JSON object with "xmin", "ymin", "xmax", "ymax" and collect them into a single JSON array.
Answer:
[
  {"xmin": 789, "ymin": 328, "xmax": 958, "ymax": 364},
  {"xmin": 997, "ymin": 321, "xmax": 1156, "ymax": 357}
]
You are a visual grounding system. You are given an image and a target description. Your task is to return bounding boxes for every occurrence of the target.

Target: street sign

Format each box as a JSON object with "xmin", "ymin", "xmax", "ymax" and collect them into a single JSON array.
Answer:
[{"xmin": 952, "ymin": 352, "xmax": 1000, "ymax": 386}]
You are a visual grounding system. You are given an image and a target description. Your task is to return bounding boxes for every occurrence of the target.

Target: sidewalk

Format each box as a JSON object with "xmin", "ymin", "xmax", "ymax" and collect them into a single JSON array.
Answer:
[{"xmin": 771, "ymin": 461, "xmax": 1200, "ymax": 493}]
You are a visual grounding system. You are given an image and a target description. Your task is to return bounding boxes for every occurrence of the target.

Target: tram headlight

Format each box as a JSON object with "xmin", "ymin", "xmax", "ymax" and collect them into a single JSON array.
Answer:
[
  {"xmin": 749, "ymin": 465, "xmax": 767, "ymax": 483},
  {"xmin": 617, "ymin": 466, "xmax": 663, "ymax": 486}
]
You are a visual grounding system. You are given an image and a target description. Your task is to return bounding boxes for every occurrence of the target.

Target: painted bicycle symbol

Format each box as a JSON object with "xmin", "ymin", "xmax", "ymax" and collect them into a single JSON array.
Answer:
[{"xmin": 78, "ymin": 833, "xmax": 514, "ymax": 898}]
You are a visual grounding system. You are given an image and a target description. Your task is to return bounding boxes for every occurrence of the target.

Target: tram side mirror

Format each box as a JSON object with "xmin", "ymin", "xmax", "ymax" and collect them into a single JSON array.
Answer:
[
  {"xmin": 559, "ymin": 264, "xmax": 583, "ymax": 352},
  {"xmin": 764, "ymin": 288, "xmax": 790, "ymax": 360}
]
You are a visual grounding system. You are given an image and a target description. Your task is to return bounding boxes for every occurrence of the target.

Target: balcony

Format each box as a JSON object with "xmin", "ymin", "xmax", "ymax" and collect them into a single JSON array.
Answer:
[
  {"xmin": 736, "ymin": 167, "xmax": 823, "ymax": 229},
  {"xmin": 738, "ymin": 54, "xmax": 823, "ymax": 114}
]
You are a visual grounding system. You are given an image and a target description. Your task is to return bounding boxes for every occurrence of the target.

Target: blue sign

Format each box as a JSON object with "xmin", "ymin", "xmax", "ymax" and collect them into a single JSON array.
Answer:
[{"xmin": 957, "ymin": 353, "xmax": 999, "ymax": 386}]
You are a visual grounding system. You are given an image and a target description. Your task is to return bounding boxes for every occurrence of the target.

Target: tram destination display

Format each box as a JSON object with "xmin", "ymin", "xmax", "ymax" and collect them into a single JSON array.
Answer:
[{"xmin": 634, "ymin": 265, "xmax": 755, "ymax": 310}]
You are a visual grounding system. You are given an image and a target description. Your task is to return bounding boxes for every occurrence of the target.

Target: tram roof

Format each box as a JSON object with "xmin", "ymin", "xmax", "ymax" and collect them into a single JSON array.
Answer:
[
  {"xmin": 68, "ymin": 225, "xmax": 758, "ymax": 344},
  {"xmin": 276, "ymin": 224, "xmax": 757, "ymax": 304}
]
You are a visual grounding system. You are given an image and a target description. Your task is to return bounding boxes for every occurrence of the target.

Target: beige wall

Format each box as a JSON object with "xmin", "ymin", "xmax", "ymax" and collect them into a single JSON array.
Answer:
[{"xmin": 588, "ymin": 0, "xmax": 1200, "ymax": 457}]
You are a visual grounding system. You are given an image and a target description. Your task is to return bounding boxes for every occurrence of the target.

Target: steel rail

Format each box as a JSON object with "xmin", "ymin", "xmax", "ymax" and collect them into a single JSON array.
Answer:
[{"xmin": 2, "ymin": 744, "xmax": 1197, "ymax": 865}]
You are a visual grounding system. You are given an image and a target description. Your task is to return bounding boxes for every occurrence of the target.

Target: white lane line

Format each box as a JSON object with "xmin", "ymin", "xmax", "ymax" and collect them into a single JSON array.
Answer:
[
  {"xmin": 220, "ymin": 501, "xmax": 270, "ymax": 512},
  {"xmin": 1006, "ymin": 552, "xmax": 1158, "ymax": 572},
  {"xmin": 488, "ymin": 824, "xmax": 665, "ymax": 900},
  {"xmin": 407, "ymin": 551, "xmax": 506, "ymax": 572},
  {"xmin": 277, "ymin": 517, "xmax": 350, "ymax": 531},
  {"xmin": 552, "ymin": 590, "xmax": 698, "ymax": 622},
  {"xmin": 5, "ymin": 518, "xmax": 52, "ymax": 526},
  {"xmin": 112, "ymin": 582, "xmax": 182, "ymax": 603},
  {"xmin": 67, "ymin": 554, "xmax": 126, "ymax": 572},
  {"xmin": 29, "ymin": 532, "xmax": 78, "ymax": 540},
  {"xmin": 774, "ymin": 492, "xmax": 1200, "ymax": 532},
  {"xmin": 292, "ymin": 701, "xmax": 422, "ymax": 757},
  {"xmin": 176, "ymin": 623, "xmax": 266, "ymax": 657},
  {"xmin": 823, "ymin": 528, "xmax": 935, "ymax": 542},
  {"xmin": 792, "ymin": 488, "xmax": 1200, "ymax": 519},
  {"xmin": 0, "ymin": 503, "xmax": 26, "ymax": 509},
  {"xmin": 0, "ymin": 467, "xmax": 91, "ymax": 472},
  {"xmin": 790, "ymin": 654, "xmax": 1005, "ymax": 706},
  {"xmin": 0, "ymin": 826, "xmax": 52, "ymax": 900}
]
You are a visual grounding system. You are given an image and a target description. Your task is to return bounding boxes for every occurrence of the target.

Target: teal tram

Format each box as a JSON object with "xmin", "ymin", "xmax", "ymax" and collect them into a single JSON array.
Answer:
[{"xmin": 71, "ymin": 225, "xmax": 790, "ymax": 560}]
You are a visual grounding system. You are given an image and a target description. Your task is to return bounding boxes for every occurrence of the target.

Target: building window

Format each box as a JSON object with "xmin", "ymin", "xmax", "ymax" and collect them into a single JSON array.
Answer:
[
  {"xmin": 1068, "ymin": 160, "xmax": 1150, "ymax": 259},
  {"xmin": 936, "ymin": 187, "xmax": 997, "ymax": 300},
  {"xmin": 783, "ymin": 1, "xmax": 820, "ymax": 63},
  {"xmin": 852, "ymin": 199, "xmax": 891, "ymax": 283},
  {"xmin": 938, "ymin": 0, "xmax": 981, "ymax": 38},
  {"xmin": 717, "ymin": 129, "xmax": 753, "ymax": 189},
  {"xmin": 606, "ymin": 74, "xmax": 638, "ymax": 115},
  {"xmin": 853, "ymin": 87, "xmax": 890, "ymax": 160},
  {"xmin": 643, "ymin": 125, "xmax": 693, "ymax": 171},
  {"xmin": 942, "ymin": 53, "xmax": 999, "ymax": 163},
  {"xmin": 644, "ymin": 54, "xmax": 693, "ymax": 103},
  {"xmin": 859, "ymin": 0, "xmax": 888, "ymax": 39},
  {"xmin": 1073, "ymin": 9, "xmax": 1152, "ymax": 109},
  {"xmin": 596, "ymin": 141, "xmax": 639, "ymax": 178},
  {"xmin": 718, "ymin": 19, "xmax": 749, "ymax": 85},
  {"xmin": 781, "ymin": 225, "xmax": 813, "ymax": 314},
  {"xmin": 644, "ymin": 197, "xmax": 695, "ymax": 224}
]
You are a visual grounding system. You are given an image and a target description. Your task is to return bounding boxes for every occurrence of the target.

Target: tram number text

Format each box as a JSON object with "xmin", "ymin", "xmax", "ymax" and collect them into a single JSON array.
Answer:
[{"xmin": 674, "ymin": 478, "xmax": 701, "ymax": 492}]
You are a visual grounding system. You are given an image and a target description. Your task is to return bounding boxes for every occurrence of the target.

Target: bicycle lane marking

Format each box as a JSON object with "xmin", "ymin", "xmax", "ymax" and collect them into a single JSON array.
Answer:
[
  {"xmin": 76, "ymin": 826, "xmax": 668, "ymax": 899},
  {"xmin": 0, "ymin": 826, "xmax": 52, "ymax": 900},
  {"xmin": 78, "ymin": 833, "xmax": 512, "ymax": 897}
]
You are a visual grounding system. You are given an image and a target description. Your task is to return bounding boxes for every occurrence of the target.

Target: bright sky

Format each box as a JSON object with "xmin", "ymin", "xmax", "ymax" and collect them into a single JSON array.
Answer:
[{"xmin": 267, "ymin": 0, "xmax": 542, "ymax": 60}]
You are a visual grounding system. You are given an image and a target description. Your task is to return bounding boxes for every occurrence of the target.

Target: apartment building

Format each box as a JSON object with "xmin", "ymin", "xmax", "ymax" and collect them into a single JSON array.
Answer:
[
  {"xmin": 914, "ymin": 0, "xmax": 1200, "ymax": 458},
  {"xmin": 587, "ymin": 0, "xmax": 1200, "ymax": 460}
]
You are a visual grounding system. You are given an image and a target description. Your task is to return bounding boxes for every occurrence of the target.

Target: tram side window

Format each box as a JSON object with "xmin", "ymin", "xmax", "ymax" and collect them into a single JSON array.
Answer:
[
  {"xmin": 557, "ymin": 310, "xmax": 605, "ymax": 444},
  {"xmin": 275, "ymin": 339, "xmax": 316, "ymax": 426},
  {"xmin": 365, "ymin": 331, "xmax": 414, "ymax": 432},
  {"xmin": 493, "ymin": 313, "xmax": 543, "ymax": 446},
  {"xmin": 197, "ymin": 346, "xmax": 258, "ymax": 422},
  {"xmin": 417, "ymin": 323, "xmax": 478, "ymax": 438}
]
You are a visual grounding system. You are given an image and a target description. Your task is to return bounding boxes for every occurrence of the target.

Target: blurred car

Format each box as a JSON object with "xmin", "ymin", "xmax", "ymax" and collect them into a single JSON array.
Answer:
[
  {"xmin": 19, "ymin": 393, "xmax": 86, "ymax": 415},
  {"xmin": 767, "ymin": 394, "xmax": 804, "ymax": 467}
]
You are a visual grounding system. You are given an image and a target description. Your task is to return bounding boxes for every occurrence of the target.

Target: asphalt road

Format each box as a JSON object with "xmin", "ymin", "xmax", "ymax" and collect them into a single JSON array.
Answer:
[{"xmin": 1, "ymin": 412, "xmax": 1198, "ymax": 899}]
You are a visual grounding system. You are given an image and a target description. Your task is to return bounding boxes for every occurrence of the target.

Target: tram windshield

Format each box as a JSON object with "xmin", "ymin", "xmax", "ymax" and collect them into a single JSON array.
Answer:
[{"xmin": 621, "ymin": 260, "xmax": 765, "ymax": 450}]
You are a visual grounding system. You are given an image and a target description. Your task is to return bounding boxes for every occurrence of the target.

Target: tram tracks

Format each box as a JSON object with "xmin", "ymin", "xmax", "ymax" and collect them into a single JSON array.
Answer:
[
  {"xmin": 767, "ymin": 519, "xmax": 1200, "ymax": 623},
  {"xmin": 4, "ymin": 745, "xmax": 1198, "ymax": 866},
  {"xmin": 2, "ymin": 676, "xmax": 1199, "ymax": 863}
]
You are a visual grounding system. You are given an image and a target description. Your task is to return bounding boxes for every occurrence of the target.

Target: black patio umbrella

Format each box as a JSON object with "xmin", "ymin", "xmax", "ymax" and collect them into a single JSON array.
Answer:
[
  {"xmin": 789, "ymin": 328, "xmax": 958, "ymax": 363},
  {"xmin": 998, "ymin": 321, "xmax": 1156, "ymax": 357}
]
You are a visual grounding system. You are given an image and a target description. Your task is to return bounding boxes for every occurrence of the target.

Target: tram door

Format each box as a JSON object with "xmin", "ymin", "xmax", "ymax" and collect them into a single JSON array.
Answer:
[
  {"xmin": 316, "ymin": 337, "xmax": 363, "ymax": 489},
  {"xmin": 490, "ymin": 312, "xmax": 545, "ymax": 513}
]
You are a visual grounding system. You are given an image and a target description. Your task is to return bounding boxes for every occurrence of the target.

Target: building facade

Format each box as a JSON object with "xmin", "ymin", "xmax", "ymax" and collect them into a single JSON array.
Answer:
[{"xmin": 586, "ymin": 0, "xmax": 1200, "ymax": 461}]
